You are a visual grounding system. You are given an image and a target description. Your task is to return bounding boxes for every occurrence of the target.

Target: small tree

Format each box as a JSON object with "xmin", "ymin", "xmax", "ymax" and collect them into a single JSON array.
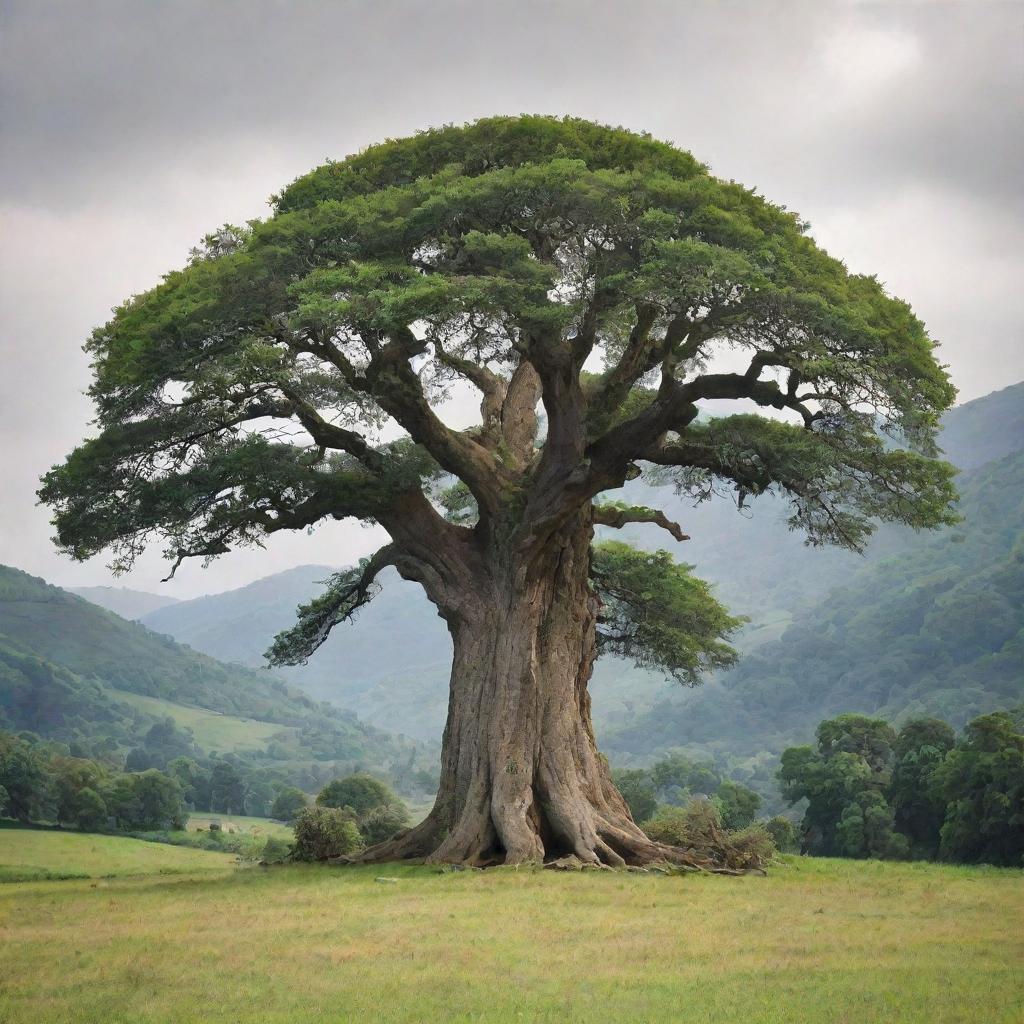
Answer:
[
  {"xmin": 292, "ymin": 806, "xmax": 363, "ymax": 862},
  {"xmin": 0, "ymin": 732, "xmax": 53, "ymax": 823},
  {"xmin": 73, "ymin": 787, "xmax": 108, "ymax": 831},
  {"xmin": 271, "ymin": 786, "xmax": 309, "ymax": 822},
  {"xmin": 612, "ymin": 769, "xmax": 658, "ymax": 823},
  {"xmin": 107, "ymin": 770, "xmax": 186, "ymax": 831},
  {"xmin": 713, "ymin": 780, "xmax": 761, "ymax": 830},
  {"xmin": 764, "ymin": 816, "xmax": 798, "ymax": 854},
  {"xmin": 209, "ymin": 761, "xmax": 247, "ymax": 815},
  {"xmin": 317, "ymin": 774, "xmax": 396, "ymax": 817},
  {"xmin": 41, "ymin": 116, "xmax": 957, "ymax": 866}
]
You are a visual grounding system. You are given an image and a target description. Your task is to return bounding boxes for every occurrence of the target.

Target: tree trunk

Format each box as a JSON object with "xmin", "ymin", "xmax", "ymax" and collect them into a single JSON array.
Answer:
[{"xmin": 360, "ymin": 512, "xmax": 704, "ymax": 868}]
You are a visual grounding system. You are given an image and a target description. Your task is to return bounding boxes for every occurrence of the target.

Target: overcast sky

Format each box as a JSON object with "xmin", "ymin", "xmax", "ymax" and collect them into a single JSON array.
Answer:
[{"xmin": 1, "ymin": 0, "xmax": 1022, "ymax": 598}]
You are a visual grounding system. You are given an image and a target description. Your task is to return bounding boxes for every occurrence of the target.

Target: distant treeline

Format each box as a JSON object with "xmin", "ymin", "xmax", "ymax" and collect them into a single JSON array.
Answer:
[{"xmin": 779, "ymin": 710, "xmax": 1024, "ymax": 866}]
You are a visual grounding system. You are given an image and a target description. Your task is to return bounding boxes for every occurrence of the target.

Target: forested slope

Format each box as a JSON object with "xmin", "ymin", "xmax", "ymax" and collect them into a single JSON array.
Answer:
[
  {"xmin": 603, "ymin": 444, "xmax": 1024, "ymax": 764},
  {"xmin": 0, "ymin": 566, "xmax": 417, "ymax": 772}
]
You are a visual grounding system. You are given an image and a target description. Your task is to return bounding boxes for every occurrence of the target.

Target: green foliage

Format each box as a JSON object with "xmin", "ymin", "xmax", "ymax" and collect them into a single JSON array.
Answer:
[
  {"xmin": 316, "ymin": 773, "xmax": 397, "ymax": 817},
  {"xmin": 764, "ymin": 815, "xmax": 798, "ymax": 853},
  {"xmin": 359, "ymin": 802, "xmax": 411, "ymax": 846},
  {"xmin": 315, "ymin": 773, "xmax": 410, "ymax": 845},
  {"xmin": 713, "ymin": 779, "xmax": 762, "ymax": 830},
  {"xmin": 932, "ymin": 712, "xmax": 1024, "ymax": 866},
  {"xmin": 209, "ymin": 761, "xmax": 247, "ymax": 815},
  {"xmin": 106, "ymin": 770, "xmax": 186, "ymax": 831},
  {"xmin": 0, "ymin": 732, "xmax": 53, "ymax": 822},
  {"xmin": 601, "ymin": 424, "xmax": 1023, "ymax": 773},
  {"xmin": 270, "ymin": 786, "xmax": 308, "ymax": 823},
  {"xmin": 291, "ymin": 805, "xmax": 363, "ymax": 862},
  {"xmin": 260, "ymin": 835, "xmax": 293, "ymax": 864},
  {"xmin": 612, "ymin": 769, "xmax": 658, "ymax": 822},
  {"xmin": 891, "ymin": 718, "xmax": 956, "ymax": 857},
  {"xmin": 780, "ymin": 710, "xmax": 1024, "ymax": 866},
  {"xmin": 778, "ymin": 714, "xmax": 906, "ymax": 858},
  {"xmin": 39, "ymin": 117, "xmax": 954, "ymax": 696},
  {"xmin": 591, "ymin": 541, "xmax": 743, "ymax": 684},
  {"xmin": 642, "ymin": 798, "xmax": 776, "ymax": 871},
  {"xmin": 0, "ymin": 564, "xmax": 422, "ymax": 805}
]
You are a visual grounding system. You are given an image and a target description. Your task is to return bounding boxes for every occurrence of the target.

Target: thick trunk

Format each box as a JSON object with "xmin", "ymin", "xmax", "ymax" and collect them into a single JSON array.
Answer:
[{"xmin": 361, "ymin": 514, "xmax": 706, "ymax": 868}]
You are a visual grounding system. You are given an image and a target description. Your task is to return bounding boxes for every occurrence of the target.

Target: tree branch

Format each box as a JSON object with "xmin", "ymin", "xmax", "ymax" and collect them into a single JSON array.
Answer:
[{"xmin": 593, "ymin": 502, "xmax": 690, "ymax": 543}]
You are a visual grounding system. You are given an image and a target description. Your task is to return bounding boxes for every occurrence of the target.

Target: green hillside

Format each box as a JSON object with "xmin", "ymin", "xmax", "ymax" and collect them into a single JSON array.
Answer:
[
  {"xmin": 604, "ymin": 444, "xmax": 1024, "ymax": 771},
  {"xmin": 0, "ymin": 566, "xmax": 422, "ymax": 779}
]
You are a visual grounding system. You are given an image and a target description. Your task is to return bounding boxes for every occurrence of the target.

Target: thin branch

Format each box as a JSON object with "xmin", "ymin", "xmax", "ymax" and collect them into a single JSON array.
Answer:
[{"xmin": 593, "ymin": 503, "xmax": 690, "ymax": 543}]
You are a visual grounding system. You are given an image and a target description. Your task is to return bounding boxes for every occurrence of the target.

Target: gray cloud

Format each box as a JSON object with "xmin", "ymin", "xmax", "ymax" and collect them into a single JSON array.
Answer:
[{"xmin": 1, "ymin": 0, "xmax": 1021, "ymax": 596}]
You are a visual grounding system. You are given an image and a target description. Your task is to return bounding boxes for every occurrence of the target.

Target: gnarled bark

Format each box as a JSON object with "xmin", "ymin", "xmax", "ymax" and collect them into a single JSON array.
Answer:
[{"xmin": 358, "ymin": 513, "xmax": 714, "ymax": 869}]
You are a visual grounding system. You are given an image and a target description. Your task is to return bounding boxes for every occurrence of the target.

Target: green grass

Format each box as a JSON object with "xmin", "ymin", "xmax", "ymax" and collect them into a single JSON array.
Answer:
[
  {"xmin": 108, "ymin": 688, "xmax": 293, "ymax": 751},
  {"xmin": 0, "ymin": 844, "xmax": 1020, "ymax": 1024},
  {"xmin": 186, "ymin": 813, "xmax": 294, "ymax": 838},
  {"xmin": 0, "ymin": 829, "xmax": 238, "ymax": 882}
]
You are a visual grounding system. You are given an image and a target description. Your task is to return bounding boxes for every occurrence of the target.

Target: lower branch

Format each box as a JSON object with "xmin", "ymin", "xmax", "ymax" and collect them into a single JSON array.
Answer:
[{"xmin": 593, "ymin": 502, "xmax": 690, "ymax": 543}]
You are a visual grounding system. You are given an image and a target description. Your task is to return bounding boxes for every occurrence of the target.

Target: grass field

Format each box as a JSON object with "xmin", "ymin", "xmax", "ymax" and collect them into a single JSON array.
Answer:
[
  {"xmin": 0, "ymin": 829, "xmax": 238, "ymax": 882},
  {"xmin": 109, "ymin": 688, "xmax": 293, "ymax": 751},
  {"xmin": 0, "ymin": 835, "xmax": 1021, "ymax": 1024},
  {"xmin": 186, "ymin": 813, "xmax": 294, "ymax": 838}
]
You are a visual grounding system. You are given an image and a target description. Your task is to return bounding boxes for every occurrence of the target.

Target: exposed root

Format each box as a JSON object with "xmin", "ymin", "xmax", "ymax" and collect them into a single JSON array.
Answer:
[{"xmin": 335, "ymin": 797, "xmax": 765, "ymax": 875}]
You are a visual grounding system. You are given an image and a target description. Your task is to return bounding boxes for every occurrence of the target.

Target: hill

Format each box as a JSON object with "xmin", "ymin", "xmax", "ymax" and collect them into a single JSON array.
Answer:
[
  {"xmin": 603, "ymin": 444, "xmax": 1024, "ymax": 769},
  {"xmin": 0, "ymin": 565, "xmax": 420, "ymax": 776},
  {"xmin": 67, "ymin": 585, "xmax": 179, "ymax": 620}
]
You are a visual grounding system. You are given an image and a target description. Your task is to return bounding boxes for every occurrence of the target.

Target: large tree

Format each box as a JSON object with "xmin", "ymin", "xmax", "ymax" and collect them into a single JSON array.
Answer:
[{"xmin": 41, "ymin": 117, "xmax": 957, "ymax": 867}]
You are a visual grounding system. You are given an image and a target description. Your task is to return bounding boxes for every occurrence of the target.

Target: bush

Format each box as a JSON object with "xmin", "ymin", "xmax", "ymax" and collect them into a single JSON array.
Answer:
[
  {"xmin": 270, "ymin": 786, "xmax": 308, "ymax": 823},
  {"xmin": 360, "ymin": 802, "xmax": 411, "ymax": 845},
  {"xmin": 292, "ymin": 806, "xmax": 363, "ymax": 862},
  {"xmin": 765, "ymin": 815, "xmax": 798, "ymax": 853},
  {"xmin": 316, "ymin": 774, "xmax": 397, "ymax": 817},
  {"xmin": 260, "ymin": 835, "xmax": 292, "ymax": 864},
  {"xmin": 73, "ymin": 787, "xmax": 108, "ymax": 831},
  {"xmin": 613, "ymin": 769, "xmax": 658, "ymax": 823},
  {"xmin": 643, "ymin": 797, "xmax": 775, "ymax": 871}
]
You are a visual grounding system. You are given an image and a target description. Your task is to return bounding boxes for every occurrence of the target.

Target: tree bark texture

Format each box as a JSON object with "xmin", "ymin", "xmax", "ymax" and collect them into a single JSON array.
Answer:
[{"xmin": 361, "ymin": 512, "xmax": 707, "ymax": 868}]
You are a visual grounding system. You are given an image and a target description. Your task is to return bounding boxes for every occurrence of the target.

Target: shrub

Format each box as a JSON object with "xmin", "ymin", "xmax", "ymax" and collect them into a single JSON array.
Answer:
[
  {"xmin": 292, "ymin": 806, "xmax": 363, "ymax": 862},
  {"xmin": 765, "ymin": 815, "xmax": 798, "ymax": 853},
  {"xmin": 643, "ymin": 797, "xmax": 775, "ymax": 871},
  {"xmin": 270, "ymin": 786, "xmax": 308, "ymax": 823},
  {"xmin": 360, "ymin": 802, "xmax": 411, "ymax": 845},
  {"xmin": 612, "ymin": 769, "xmax": 657, "ymax": 823},
  {"xmin": 260, "ymin": 835, "xmax": 292, "ymax": 864},
  {"xmin": 316, "ymin": 774, "xmax": 397, "ymax": 817}
]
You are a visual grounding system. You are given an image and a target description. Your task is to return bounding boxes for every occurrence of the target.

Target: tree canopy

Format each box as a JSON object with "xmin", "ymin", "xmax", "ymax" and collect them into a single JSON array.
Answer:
[{"xmin": 42, "ymin": 115, "xmax": 956, "ymax": 674}]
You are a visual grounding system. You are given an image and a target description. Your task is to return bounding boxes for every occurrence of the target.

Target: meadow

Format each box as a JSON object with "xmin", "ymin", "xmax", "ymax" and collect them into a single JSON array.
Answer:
[
  {"xmin": 108, "ymin": 688, "xmax": 293, "ymax": 752},
  {"xmin": 0, "ymin": 829, "xmax": 1021, "ymax": 1023},
  {"xmin": 0, "ymin": 828, "xmax": 236, "ymax": 882}
]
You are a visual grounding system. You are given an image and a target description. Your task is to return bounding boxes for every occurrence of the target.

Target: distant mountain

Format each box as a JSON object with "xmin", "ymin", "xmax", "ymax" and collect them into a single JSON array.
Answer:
[
  {"xmin": 142, "ymin": 565, "xmax": 455, "ymax": 741},
  {"xmin": 0, "ymin": 565, "xmax": 418, "ymax": 774},
  {"xmin": 138, "ymin": 383, "xmax": 1024, "ymax": 751},
  {"xmin": 68, "ymin": 584, "xmax": 179, "ymax": 620}
]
